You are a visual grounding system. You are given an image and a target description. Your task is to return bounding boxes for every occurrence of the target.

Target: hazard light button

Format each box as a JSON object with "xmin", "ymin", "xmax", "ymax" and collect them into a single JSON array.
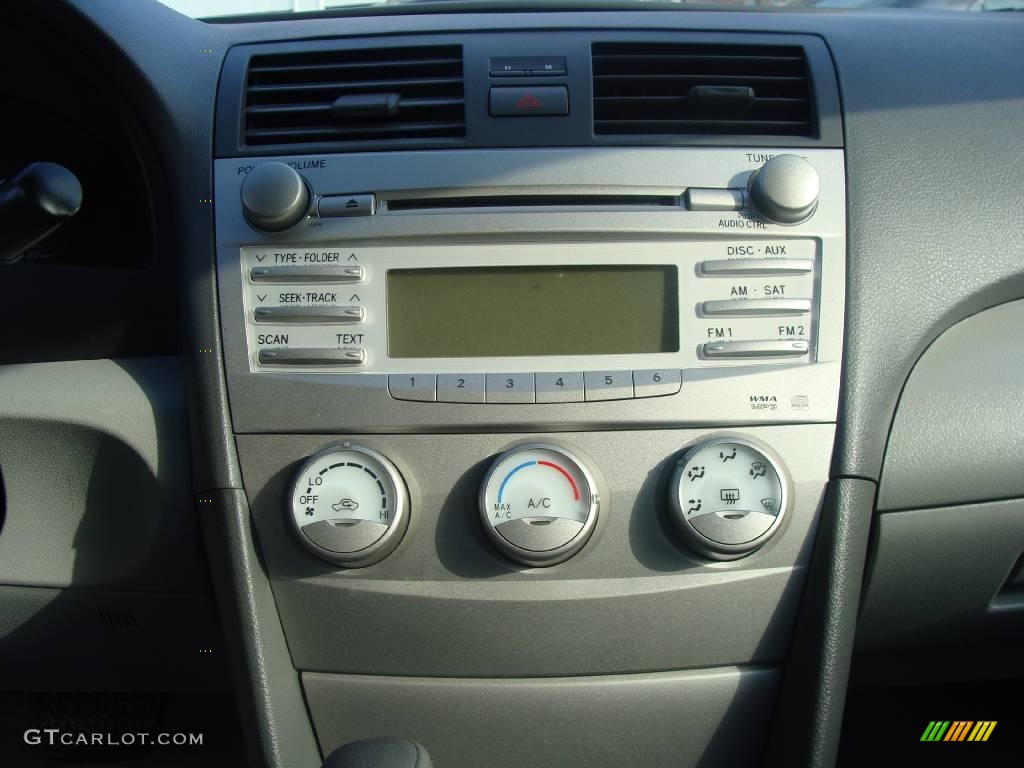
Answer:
[{"xmin": 489, "ymin": 86, "xmax": 569, "ymax": 117}]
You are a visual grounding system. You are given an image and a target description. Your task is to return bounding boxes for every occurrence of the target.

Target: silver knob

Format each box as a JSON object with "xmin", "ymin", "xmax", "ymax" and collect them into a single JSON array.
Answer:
[
  {"xmin": 479, "ymin": 444, "xmax": 600, "ymax": 567},
  {"xmin": 669, "ymin": 437, "xmax": 789, "ymax": 560},
  {"xmin": 240, "ymin": 162, "xmax": 310, "ymax": 232},
  {"xmin": 746, "ymin": 154, "xmax": 820, "ymax": 225}
]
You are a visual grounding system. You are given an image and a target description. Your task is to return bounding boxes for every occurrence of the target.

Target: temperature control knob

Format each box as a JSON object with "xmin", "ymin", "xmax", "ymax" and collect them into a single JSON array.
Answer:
[
  {"xmin": 669, "ymin": 438, "xmax": 788, "ymax": 560},
  {"xmin": 480, "ymin": 444, "xmax": 599, "ymax": 567},
  {"xmin": 747, "ymin": 154, "xmax": 819, "ymax": 225},
  {"xmin": 241, "ymin": 161, "xmax": 310, "ymax": 232},
  {"xmin": 289, "ymin": 444, "xmax": 409, "ymax": 567}
]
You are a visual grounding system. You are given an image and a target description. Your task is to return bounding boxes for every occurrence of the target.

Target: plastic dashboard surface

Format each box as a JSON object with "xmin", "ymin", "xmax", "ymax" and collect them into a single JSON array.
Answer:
[{"xmin": 36, "ymin": 3, "xmax": 1024, "ymax": 767}]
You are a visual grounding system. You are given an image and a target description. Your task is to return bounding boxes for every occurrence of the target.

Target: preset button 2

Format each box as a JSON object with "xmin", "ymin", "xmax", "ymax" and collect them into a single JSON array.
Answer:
[{"xmin": 438, "ymin": 374, "xmax": 486, "ymax": 403}]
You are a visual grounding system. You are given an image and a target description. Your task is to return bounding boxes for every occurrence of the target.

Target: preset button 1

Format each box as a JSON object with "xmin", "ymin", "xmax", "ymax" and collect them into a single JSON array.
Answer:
[{"xmin": 388, "ymin": 374, "xmax": 437, "ymax": 402}]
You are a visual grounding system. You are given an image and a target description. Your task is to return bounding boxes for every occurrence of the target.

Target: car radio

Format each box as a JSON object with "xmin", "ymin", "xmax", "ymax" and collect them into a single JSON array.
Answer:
[
  {"xmin": 214, "ymin": 147, "xmax": 844, "ymax": 431},
  {"xmin": 241, "ymin": 239, "xmax": 818, "ymax": 400}
]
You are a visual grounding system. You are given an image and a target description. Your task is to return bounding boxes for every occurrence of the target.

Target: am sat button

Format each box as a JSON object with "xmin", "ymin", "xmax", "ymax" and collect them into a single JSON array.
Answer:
[{"xmin": 489, "ymin": 86, "xmax": 569, "ymax": 117}]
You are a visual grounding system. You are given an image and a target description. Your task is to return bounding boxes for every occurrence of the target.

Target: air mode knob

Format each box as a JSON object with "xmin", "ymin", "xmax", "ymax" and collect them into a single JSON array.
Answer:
[
  {"xmin": 668, "ymin": 437, "xmax": 789, "ymax": 560},
  {"xmin": 747, "ymin": 154, "xmax": 820, "ymax": 225},
  {"xmin": 240, "ymin": 161, "xmax": 310, "ymax": 232}
]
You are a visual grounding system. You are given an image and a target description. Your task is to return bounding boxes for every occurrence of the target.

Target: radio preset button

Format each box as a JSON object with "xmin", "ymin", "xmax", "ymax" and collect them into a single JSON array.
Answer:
[
  {"xmin": 437, "ymin": 374, "xmax": 486, "ymax": 403},
  {"xmin": 702, "ymin": 340, "xmax": 810, "ymax": 359},
  {"xmin": 250, "ymin": 265, "xmax": 364, "ymax": 283},
  {"xmin": 701, "ymin": 299, "xmax": 811, "ymax": 317},
  {"xmin": 584, "ymin": 371, "xmax": 633, "ymax": 401},
  {"xmin": 633, "ymin": 369, "xmax": 682, "ymax": 398},
  {"xmin": 536, "ymin": 372, "xmax": 584, "ymax": 403},
  {"xmin": 253, "ymin": 306, "xmax": 364, "ymax": 324},
  {"xmin": 388, "ymin": 374, "xmax": 437, "ymax": 402},
  {"xmin": 258, "ymin": 348, "xmax": 365, "ymax": 366},
  {"xmin": 486, "ymin": 374, "xmax": 535, "ymax": 404},
  {"xmin": 699, "ymin": 259, "xmax": 813, "ymax": 277}
]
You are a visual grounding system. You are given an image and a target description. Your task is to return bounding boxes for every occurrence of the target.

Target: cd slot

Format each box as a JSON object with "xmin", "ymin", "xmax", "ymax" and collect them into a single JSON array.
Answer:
[{"xmin": 385, "ymin": 194, "xmax": 682, "ymax": 213}]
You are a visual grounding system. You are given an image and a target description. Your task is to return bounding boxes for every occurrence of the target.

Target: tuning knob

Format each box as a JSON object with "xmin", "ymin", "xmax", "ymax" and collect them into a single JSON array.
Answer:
[
  {"xmin": 241, "ymin": 161, "xmax": 310, "ymax": 232},
  {"xmin": 746, "ymin": 154, "xmax": 819, "ymax": 225}
]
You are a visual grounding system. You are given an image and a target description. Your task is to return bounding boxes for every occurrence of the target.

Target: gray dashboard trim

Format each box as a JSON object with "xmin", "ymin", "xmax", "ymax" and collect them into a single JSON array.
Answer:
[
  {"xmin": 199, "ymin": 489, "xmax": 322, "ymax": 768},
  {"xmin": 0, "ymin": 357, "xmax": 205, "ymax": 592},
  {"xmin": 764, "ymin": 477, "xmax": 876, "ymax": 768},
  {"xmin": 878, "ymin": 299, "xmax": 1024, "ymax": 512},
  {"xmin": 857, "ymin": 498, "xmax": 1024, "ymax": 654},
  {"xmin": 304, "ymin": 665, "xmax": 780, "ymax": 768}
]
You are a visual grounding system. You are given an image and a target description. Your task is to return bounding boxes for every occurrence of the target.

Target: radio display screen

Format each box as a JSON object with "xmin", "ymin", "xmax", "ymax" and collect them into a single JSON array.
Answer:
[{"xmin": 387, "ymin": 266, "xmax": 679, "ymax": 358}]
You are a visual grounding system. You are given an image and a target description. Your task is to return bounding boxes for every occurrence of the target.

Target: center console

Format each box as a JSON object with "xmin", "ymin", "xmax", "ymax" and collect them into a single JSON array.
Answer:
[{"xmin": 212, "ymin": 32, "xmax": 845, "ymax": 768}]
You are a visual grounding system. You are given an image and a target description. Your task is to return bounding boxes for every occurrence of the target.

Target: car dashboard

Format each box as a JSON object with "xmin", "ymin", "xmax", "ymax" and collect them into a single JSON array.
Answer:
[{"xmin": 0, "ymin": 1, "xmax": 1022, "ymax": 766}]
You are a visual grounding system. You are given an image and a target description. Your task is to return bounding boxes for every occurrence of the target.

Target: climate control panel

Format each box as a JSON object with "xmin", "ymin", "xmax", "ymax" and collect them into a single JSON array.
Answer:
[{"xmin": 286, "ymin": 435, "xmax": 789, "ymax": 568}]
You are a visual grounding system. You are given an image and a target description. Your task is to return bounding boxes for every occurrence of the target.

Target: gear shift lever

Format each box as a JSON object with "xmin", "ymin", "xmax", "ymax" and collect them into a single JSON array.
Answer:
[{"xmin": 0, "ymin": 162, "xmax": 82, "ymax": 265}]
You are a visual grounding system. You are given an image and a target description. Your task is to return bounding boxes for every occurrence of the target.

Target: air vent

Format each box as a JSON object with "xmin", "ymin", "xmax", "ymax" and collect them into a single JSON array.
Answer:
[
  {"xmin": 244, "ymin": 45, "xmax": 465, "ymax": 148},
  {"xmin": 592, "ymin": 43, "xmax": 813, "ymax": 137}
]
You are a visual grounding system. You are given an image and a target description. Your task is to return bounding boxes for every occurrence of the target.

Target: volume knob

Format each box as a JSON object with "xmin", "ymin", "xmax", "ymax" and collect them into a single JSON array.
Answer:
[
  {"xmin": 241, "ymin": 162, "xmax": 310, "ymax": 232},
  {"xmin": 747, "ymin": 154, "xmax": 819, "ymax": 225}
]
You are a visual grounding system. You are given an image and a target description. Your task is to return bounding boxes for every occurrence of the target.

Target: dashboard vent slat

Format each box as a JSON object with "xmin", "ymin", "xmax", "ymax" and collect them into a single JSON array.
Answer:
[
  {"xmin": 244, "ymin": 45, "xmax": 465, "ymax": 148},
  {"xmin": 592, "ymin": 42, "xmax": 814, "ymax": 138}
]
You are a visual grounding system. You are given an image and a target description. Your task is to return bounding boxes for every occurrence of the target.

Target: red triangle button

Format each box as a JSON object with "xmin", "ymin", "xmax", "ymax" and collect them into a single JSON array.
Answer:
[{"xmin": 515, "ymin": 92, "xmax": 543, "ymax": 109}]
